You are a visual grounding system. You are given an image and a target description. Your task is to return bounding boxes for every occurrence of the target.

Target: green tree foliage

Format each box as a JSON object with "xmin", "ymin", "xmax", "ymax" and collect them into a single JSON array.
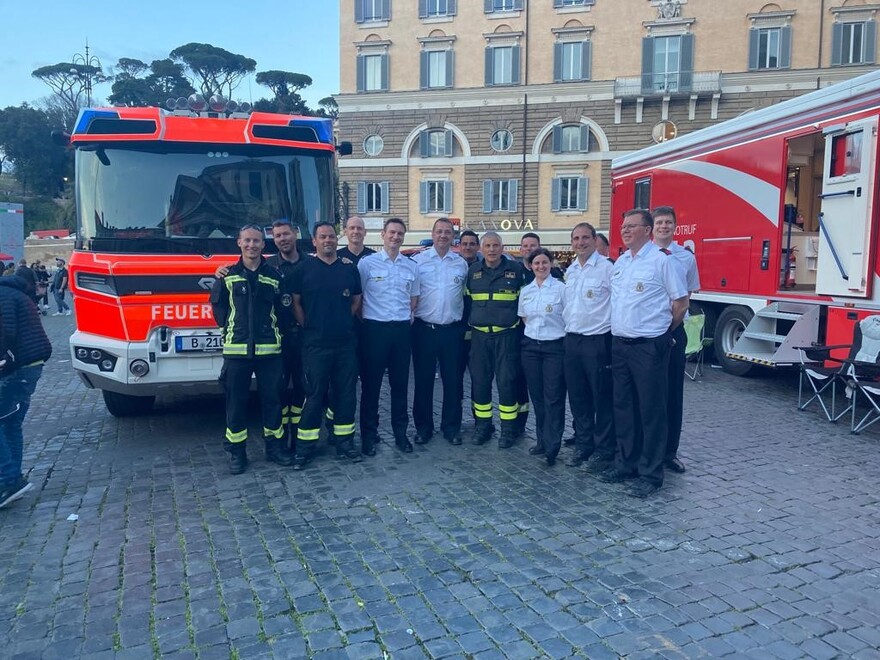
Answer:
[
  {"xmin": 109, "ymin": 58, "xmax": 194, "ymax": 107},
  {"xmin": 318, "ymin": 96, "xmax": 339, "ymax": 120},
  {"xmin": 0, "ymin": 105, "xmax": 71, "ymax": 196},
  {"xmin": 31, "ymin": 62, "xmax": 109, "ymax": 130},
  {"xmin": 169, "ymin": 43, "xmax": 256, "ymax": 100}
]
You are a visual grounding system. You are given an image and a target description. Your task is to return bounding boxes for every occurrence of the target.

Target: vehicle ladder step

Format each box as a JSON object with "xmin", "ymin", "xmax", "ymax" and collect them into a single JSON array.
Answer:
[
  {"xmin": 756, "ymin": 310, "xmax": 803, "ymax": 321},
  {"xmin": 742, "ymin": 330, "xmax": 788, "ymax": 343}
]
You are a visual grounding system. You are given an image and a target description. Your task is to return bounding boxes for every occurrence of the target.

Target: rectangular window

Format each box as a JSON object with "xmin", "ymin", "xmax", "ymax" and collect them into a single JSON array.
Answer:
[
  {"xmin": 420, "ymin": 180, "xmax": 452, "ymax": 213},
  {"xmin": 551, "ymin": 176, "xmax": 588, "ymax": 212},
  {"xmin": 356, "ymin": 181, "xmax": 390, "ymax": 214},
  {"xmin": 356, "ymin": 0, "xmax": 390, "ymax": 22},
  {"xmin": 420, "ymin": 129, "xmax": 452, "ymax": 157},
  {"xmin": 485, "ymin": 45, "xmax": 520, "ymax": 86},
  {"xmin": 492, "ymin": 0, "xmax": 517, "ymax": 10},
  {"xmin": 758, "ymin": 28, "xmax": 781, "ymax": 69},
  {"xmin": 561, "ymin": 42, "xmax": 582, "ymax": 80},
  {"xmin": 652, "ymin": 36, "xmax": 681, "ymax": 91},
  {"xmin": 843, "ymin": 22, "xmax": 865, "ymax": 64},
  {"xmin": 832, "ymin": 21, "xmax": 876, "ymax": 66},
  {"xmin": 634, "ymin": 177, "xmax": 651, "ymax": 210},
  {"xmin": 829, "ymin": 131, "xmax": 863, "ymax": 178},
  {"xmin": 365, "ymin": 55, "xmax": 384, "ymax": 91},
  {"xmin": 554, "ymin": 0, "xmax": 592, "ymax": 6},
  {"xmin": 421, "ymin": 50, "xmax": 452, "ymax": 88},
  {"xmin": 482, "ymin": 179, "xmax": 519, "ymax": 212},
  {"xmin": 426, "ymin": 0, "xmax": 448, "ymax": 16}
]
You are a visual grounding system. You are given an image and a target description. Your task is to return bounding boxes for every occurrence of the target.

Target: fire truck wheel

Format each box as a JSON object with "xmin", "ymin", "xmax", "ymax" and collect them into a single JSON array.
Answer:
[
  {"xmin": 102, "ymin": 390, "xmax": 156, "ymax": 417},
  {"xmin": 714, "ymin": 306, "xmax": 755, "ymax": 377}
]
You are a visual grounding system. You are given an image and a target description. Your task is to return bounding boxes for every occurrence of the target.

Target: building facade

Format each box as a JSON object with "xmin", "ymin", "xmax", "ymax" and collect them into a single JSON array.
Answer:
[{"xmin": 336, "ymin": 0, "xmax": 880, "ymax": 245}]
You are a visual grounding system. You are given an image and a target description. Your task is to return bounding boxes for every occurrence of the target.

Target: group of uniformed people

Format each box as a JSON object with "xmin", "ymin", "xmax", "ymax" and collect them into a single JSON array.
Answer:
[{"xmin": 211, "ymin": 207, "xmax": 699, "ymax": 498}]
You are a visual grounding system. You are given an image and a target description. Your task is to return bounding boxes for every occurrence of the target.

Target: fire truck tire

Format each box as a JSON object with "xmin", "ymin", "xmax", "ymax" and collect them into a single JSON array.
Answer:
[
  {"xmin": 714, "ymin": 306, "xmax": 755, "ymax": 376},
  {"xmin": 102, "ymin": 390, "xmax": 156, "ymax": 417}
]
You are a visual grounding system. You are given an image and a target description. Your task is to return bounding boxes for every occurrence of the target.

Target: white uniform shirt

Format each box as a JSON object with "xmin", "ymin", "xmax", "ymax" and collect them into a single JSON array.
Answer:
[
  {"xmin": 412, "ymin": 247, "xmax": 468, "ymax": 325},
  {"xmin": 358, "ymin": 249, "xmax": 420, "ymax": 322},
  {"xmin": 610, "ymin": 242, "xmax": 688, "ymax": 339},
  {"xmin": 563, "ymin": 251, "xmax": 613, "ymax": 336},
  {"xmin": 518, "ymin": 277, "xmax": 566, "ymax": 341},
  {"xmin": 655, "ymin": 240, "xmax": 700, "ymax": 292}
]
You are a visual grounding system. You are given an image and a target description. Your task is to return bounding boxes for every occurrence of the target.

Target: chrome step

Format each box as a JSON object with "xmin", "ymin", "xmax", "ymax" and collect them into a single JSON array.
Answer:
[
  {"xmin": 742, "ymin": 331, "xmax": 788, "ymax": 343},
  {"xmin": 756, "ymin": 310, "xmax": 803, "ymax": 321}
]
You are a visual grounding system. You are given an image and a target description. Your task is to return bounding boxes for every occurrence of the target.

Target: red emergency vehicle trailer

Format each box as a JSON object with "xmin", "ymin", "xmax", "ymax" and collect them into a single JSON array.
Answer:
[
  {"xmin": 65, "ymin": 101, "xmax": 346, "ymax": 415},
  {"xmin": 610, "ymin": 70, "xmax": 880, "ymax": 376}
]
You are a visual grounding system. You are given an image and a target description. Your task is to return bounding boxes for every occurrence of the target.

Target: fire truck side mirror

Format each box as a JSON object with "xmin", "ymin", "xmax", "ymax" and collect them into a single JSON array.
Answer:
[
  {"xmin": 51, "ymin": 130, "xmax": 71, "ymax": 147},
  {"xmin": 337, "ymin": 142, "xmax": 353, "ymax": 156}
]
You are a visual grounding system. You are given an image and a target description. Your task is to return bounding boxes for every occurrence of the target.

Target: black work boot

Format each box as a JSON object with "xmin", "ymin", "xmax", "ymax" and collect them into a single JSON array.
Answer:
[
  {"xmin": 336, "ymin": 437, "xmax": 362, "ymax": 463},
  {"xmin": 470, "ymin": 424, "xmax": 494, "ymax": 445},
  {"xmin": 498, "ymin": 425, "xmax": 517, "ymax": 449},
  {"xmin": 228, "ymin": 444, "xmax": 248, "ymax": 475},
  {"xmin": 265, "ymin": 437, "xmax": 294, "ymax": 466}
]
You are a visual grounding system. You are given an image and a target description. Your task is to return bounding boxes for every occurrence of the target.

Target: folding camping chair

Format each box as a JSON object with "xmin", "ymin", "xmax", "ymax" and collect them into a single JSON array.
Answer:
[
  {"xmin": 844, "ymin": 315, "xmax": 880, "ymax": 434},
  {"xmin": 796, "ymin": 340, "xmax": 857, "ymax": 423},
  {"xmin": 684, "ymin": 314, "xmax": 712, "ymax": 381}
]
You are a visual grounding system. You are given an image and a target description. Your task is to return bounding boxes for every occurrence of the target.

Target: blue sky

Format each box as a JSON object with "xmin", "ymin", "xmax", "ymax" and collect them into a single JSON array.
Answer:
[{"xmin": 0, "ymin": 1, "xmax": 340, "ymax": 110}]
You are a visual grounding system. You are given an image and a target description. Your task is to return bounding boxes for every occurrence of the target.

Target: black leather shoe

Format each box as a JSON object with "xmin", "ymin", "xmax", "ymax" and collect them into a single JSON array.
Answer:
[
  {"xmin": 665, "ymin": 457, "xmax": 686, "ymax": 473},
  {"xmin": 596, "ymin": 467, "xmax": 638, "ymax": 483},
  {"xmin": 444, "ymin": 433, "xmax": 462, "ymax": 445},
  {"xmin": 565, "ymin": 451, "xmax": 592, "ymax": 467},
  {"xmin": 528, "ymin": 445, "xmax": 545, "ymax": 455},
  {"xmin": 395, "ymin": 437, "xmax": 413, "ymax": 453},
  {"xmin": 265, "ymin": 440, "xmax": 294, "ymax": 467},
  {"xmin": 292, "ymin": 454, "xmax": 308, "ymax": 471},
  {"xmin": 545, "ymin": 454, "xmax": 557, "ymax": 466},
  {"xmin": 563, "ymin": 435, "xmax": 576, "ymax": 446},
  {"xmin": 229, "ymin": 448, "xmax": 248, "ymax": 475},
  {"xmin": 626, "ymin": 478, "xmax": 660, "ymax": 499},
  {"xmin": 470, "ymin": 426, "xmax": 493, "ymax": 445},
  {"xmin": 498, "ymin": 433, "xmax": 515, "ymax": 449},
  {"xmin": 415, "ymin": 431, "xmax": 432, "ymax": 445},
  {"xmin": 362, "ymin": 442, "xmax": 376, "ymax": 457}
]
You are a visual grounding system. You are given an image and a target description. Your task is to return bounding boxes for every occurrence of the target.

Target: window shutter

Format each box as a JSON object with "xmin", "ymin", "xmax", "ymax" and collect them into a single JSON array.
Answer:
[
  {"xmin": 419, "ymin": 131, "xmax": 429, "ymax": 158},
  {"xmin": 420, "ymin": 51, "xmax": 429, "ymax": 89},
  {"xmin": 444, "ymin": 129, "xmax": 453, "ymax": 156},
  {"xmin": 577, "ymin": 177, "xmax": 588, "ymax": 211},
  {"xmin": 552, "ymin": 126, "xmax": 562, "ymax": 154},
  {"xmin": 484, "ymin": 0, "xmax": 493, "ymax": 12},
  {"xmin": 553, "ymin": 0, "xmax": 564, "ymax": 7},
  {"xmin": 419, "ymin": 0, "xmax": 428, "ymax": 19},
  {"xmin": 511, "ymin": 45, "xmax": 521, "ymax": 84},
  {"xmin": 448, "ymin": 0, "xmax": 457, "ymax": 16},
  {"xmin": 553, "ymin": 43, "xmax": 563, "ymax": 82},
  {"xmin": 380, "ymin": 53, "xmax": 389, "ymax": 91},
  {"xmin": 508, "ymin": 179, "xmax": 518, "ymax": 213},
  {"xmin": 579, "ymin": 125, "xmax": 590, "ymax": 153},
  {"xmin": 831, "ymin": 22, "xmax": 844, "ymax": 66},
  {"xmin": 679, "ymin": 34, "xmax": 694, "ymax": 92},
  {"xmin": 641, "ymin": 37, "xmax": 654, "ymax": 93},
  {"xmin": 866, "ymin": 21, "xmax": 877, "ymax": 64},
  {"xmin": 420, "ymin": 182, "xmax": 429, "ymax": 214},
  {"xmin": 483, "ymin": 180, "xmax": 493, "ymax": 213},
  {"xmin": 443, "ymin": 181, "xmax": 453, "ymax": 213},
  {"xmin": 779, "ymin": 26, "xmax": 792, "ymax": 69},
  {"xmin": 356, "ymin": 182, "xmax": 367, "ymax": 214},
  {"xmin": 380, "ymin": 182, "xmax": 390, "ymax": 213},
  {"xmin": 551, "ymin": 179, "xmax": 561, "ymax": 212},
  {"xmin": 513, "ymin": 0, "xmax": 523, "ymax": 9},
  {"xmin": 355, "ymin": 0, "xmax": 365, "ymax": 23},
  {"xmin": 581, "ymin": 40, "xmax": 592, "ymax": 81},
  {"xmin": 485, "ymin": 48, "xmax": 494, "ymax": 85},
  {"xmin": 446, "ymin": 50, "xmax": 454, "ymax": 87},
  {"xmin": 381, "ymin": 0, "xmax": 391, "ymax": 20},
  {"xmin": 748, "ymin": 28, "xmax": 760, "ymax": 71},
  {"xmin": 356, "ymin": 55, "xmax": 366, "ymax": 92}
]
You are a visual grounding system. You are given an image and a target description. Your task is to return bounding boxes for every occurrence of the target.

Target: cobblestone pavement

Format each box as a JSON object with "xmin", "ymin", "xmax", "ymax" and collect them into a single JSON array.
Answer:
[{"xmin": 1, "ymin": 314, "xmax": 879, "ymax": 660}]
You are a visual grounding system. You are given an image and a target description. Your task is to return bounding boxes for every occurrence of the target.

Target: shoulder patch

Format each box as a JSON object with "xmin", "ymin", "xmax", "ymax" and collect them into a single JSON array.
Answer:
[{"xmin": 504, "ymin": 271, "xmax": 516, "ymax": 279}]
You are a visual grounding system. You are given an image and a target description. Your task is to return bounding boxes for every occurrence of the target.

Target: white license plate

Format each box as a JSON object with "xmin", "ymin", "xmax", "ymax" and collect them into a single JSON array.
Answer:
[{"xmin": 175, "ymin": 334, "xmax": 224, "ymax": 352}]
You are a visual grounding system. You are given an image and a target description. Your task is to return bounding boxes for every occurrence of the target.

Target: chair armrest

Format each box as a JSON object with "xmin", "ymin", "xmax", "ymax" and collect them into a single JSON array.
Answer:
[
  {"xmin": 796, "ymin": 343, "xmax": 851, "ymax": 363},
  {"xmin": 847, "ymin": 360, "xmax": 880, "ymax": 382}
]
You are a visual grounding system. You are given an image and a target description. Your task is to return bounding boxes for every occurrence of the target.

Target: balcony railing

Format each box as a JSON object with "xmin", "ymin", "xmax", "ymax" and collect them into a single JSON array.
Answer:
[{"xmin": 614, "ymin": 71, "xmax": 722, "ymax": 98}]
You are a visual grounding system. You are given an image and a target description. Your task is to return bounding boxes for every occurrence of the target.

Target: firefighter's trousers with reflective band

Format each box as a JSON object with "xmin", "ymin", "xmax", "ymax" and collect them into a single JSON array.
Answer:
[
  {"xmin": 221, "ymin": 356, "xmax": 283, "ymax": 449},
  {"xmin": 298, "ymin": 344, "xmax": 358, "ymax": 452},
  {"xmin": 281, "ymin": 334, "xmax": 305, "ymax": 431},
  {"xmin": 469, "ymin": 330, "xmax": 520, "ymax": 432}
]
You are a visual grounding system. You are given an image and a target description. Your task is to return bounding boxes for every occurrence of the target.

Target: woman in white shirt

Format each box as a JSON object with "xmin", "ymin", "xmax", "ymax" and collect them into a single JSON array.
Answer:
[{"xmin": 518, "ymin": 248, "xmax": 567, "ymax": 465}]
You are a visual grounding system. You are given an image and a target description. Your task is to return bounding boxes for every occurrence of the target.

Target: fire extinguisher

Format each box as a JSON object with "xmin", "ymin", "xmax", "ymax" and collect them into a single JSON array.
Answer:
[{"xmin": 785, "ymin": 248, "xmax": 797, "ymax": 288}]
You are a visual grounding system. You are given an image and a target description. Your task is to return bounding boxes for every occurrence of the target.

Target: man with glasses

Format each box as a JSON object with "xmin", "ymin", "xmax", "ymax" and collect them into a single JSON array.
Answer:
[
  {"xmin": 600, "ymin": 209, "xmax": 688, "ymax": 498},
  {"xmin": 411, "ymin": 218, "xmax": 469, "ymax": 445},
  {"xmin": 211, "ymin": 225, "xmax": 291, "ymax": 474}
]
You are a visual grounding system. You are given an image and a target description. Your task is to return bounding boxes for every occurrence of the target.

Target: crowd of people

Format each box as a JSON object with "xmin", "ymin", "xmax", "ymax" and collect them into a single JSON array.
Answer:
[
  {"xmin": 0, "ymin": 257, "xmax": 71, "ymax": 317},
  {"xmin": 211, "ymin": 207, "xmax": 699, "ymax": 498}
]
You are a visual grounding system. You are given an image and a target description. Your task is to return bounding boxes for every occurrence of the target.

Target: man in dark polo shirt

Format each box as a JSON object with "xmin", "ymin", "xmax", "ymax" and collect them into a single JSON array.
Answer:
[
  {"xmin": 289, "ymin": 221, "xmax": 363, "ymax": 468},
  {"xmin": 338, "ymin": 215, "xmax": 376, "ymax": 264}
]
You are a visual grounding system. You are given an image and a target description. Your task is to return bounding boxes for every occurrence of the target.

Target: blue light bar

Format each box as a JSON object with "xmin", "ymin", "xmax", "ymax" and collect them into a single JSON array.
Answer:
[
  {"xmin": 73, "ymin": 109, "xmax": 120, "ymax": 135},
  {"xmin": 288, "ymin": 117, "xmax": 333, "ymax": 145}
]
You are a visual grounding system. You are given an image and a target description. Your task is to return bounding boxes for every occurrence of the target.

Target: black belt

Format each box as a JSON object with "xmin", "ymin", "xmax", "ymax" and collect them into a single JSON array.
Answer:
[
  {"xmin": 415, "ymin": 318, "xmax": 459, "ymax": 329},
  {"xmin": 524, "ymin": 336, "xmax": 564, "ymax": 345},
  {"xmin": 567, "ymin": 332, "xmax": 610, "ymax": 340},
  {"xmin": 613, "ymin": 335, "xmax": 659, "ymax": 344},
  {"xmin": 363, "ymin": 319, "xmax": 410, "ymax": 326}
]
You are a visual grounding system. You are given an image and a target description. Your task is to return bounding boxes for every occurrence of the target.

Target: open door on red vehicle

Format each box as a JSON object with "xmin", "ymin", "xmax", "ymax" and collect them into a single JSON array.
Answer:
[{"xmin": 816, "ymin": 117, "xmax": 878, "ymax": 298}]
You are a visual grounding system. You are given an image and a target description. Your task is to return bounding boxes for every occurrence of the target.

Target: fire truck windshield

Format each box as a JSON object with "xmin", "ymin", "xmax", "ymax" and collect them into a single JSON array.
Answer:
[{"xmin": 76, "ymin": 145, "xmax": 335, "ymax": 254}]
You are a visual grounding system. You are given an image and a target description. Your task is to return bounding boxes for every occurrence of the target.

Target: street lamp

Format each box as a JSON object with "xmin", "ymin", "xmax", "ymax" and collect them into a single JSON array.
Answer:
[{"xmin": 72, "ymin": 41, "xmax": 102, "ymax": 107}]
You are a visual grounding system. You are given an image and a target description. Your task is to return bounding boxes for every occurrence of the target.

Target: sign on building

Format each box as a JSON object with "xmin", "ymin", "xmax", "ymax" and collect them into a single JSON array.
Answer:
[{"xmin": 0, "ymin": 203, "xmax": 24, "ymax": 262}]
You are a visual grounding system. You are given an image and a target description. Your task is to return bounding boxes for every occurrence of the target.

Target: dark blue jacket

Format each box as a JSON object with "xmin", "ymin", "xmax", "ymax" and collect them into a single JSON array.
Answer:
[{"xmin": 0, "ymin": 277, "xmax": 52, "ymax": 371}]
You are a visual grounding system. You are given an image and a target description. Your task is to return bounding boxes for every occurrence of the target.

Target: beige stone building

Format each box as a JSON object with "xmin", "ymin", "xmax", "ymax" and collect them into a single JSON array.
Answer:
[{"xmin": 336, "ymin": 0, "xmax": 880, "ymax": 246}]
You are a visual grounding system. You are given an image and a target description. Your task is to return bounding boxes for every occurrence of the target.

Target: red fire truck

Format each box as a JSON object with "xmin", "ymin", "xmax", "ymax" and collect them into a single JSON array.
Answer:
[
  {"xmin": 65, "ymin": 99, "xmax": 347, "ymax": 415},
  {"xmin": 610, "ymin": 70, "xmax": 880, "ymax": 376}
]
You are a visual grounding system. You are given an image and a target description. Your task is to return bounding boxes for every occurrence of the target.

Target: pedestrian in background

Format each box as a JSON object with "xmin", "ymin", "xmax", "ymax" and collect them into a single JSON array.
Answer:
[
  {"xmin": 50, "ymin": 257, "xmax": 71, "ymax": 316},
  {"xmin": 518, "ymin": 248, "xmax": 566, "ymax": 466},
  {"xmin": 0, "ymin": 275, "xmax": 52, "ymax": 509}
]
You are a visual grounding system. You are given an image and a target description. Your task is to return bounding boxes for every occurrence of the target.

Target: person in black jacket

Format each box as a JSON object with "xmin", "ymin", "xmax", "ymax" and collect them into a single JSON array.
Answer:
[
  {"xmin": 210, "ymin": 225, "xmax": 291, "ymax": 474},
  {"xmin": 0, "ymin": 276, "xmax": 52, "ymax": 509}
]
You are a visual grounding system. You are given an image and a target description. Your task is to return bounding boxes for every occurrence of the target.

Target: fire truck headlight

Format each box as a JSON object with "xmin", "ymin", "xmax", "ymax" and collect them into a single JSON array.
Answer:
[
  {"xmin": 90, "ymin": 349, "xmax": 103, "ymax": 361},
  {"xmin": 188, "ymin": 94, "xmax": 207, "ymax": 112},
  {"xmin": 75, "ymin": 347, "xmax": 89, "ymax": 360},
  {"xmin": 238, "ymin": 102, "xmax": 252, "ymax": 114},
  {"xmin": 175, "ymin": 97, "xmax": 188, "ymax": 110},
  {"xmin": 99, "ymin": 357, "xmax": 116, "ymax": 372},
  {"xmin": 209, "ymin": 95, "xmax": 227, "ymax": 113},
  {"xmin": 226, "ymin": 100, "xmax": 238, "ymax": 113},
  {"xmin": 129, "ymin": 360, "xmax": 150, "ymax": 377},
  {"xmin": 76, "ymin": 272, "xmax": 116, "ymax": 295}
]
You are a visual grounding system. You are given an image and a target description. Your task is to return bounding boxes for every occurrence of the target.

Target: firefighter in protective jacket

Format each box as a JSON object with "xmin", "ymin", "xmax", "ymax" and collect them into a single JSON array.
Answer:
[
  {"xmin": 210, "ymin": 225, "xmax": 292, "ymax": 474},
  {"xmin": 465, "ymin": 231, "xmax": 526, "ymax": 448}
]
